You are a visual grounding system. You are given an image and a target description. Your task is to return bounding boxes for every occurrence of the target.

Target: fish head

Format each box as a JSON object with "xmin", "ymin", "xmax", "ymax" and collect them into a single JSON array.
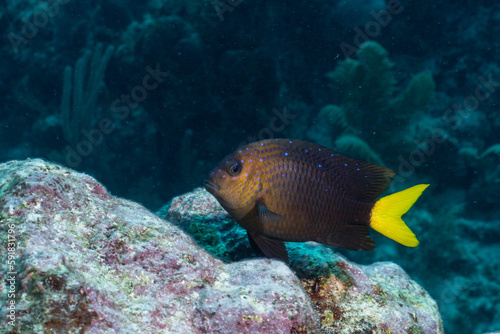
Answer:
[{"xmin": 205, "ymin": 149, "xmax": 262, "ymax": 218}]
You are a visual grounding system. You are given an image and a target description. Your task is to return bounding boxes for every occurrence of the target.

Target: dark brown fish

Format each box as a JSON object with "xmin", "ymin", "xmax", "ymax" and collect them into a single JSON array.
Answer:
[{"xmin": 205, "ymin": 139, "xmax": 428, "ymax": 263}]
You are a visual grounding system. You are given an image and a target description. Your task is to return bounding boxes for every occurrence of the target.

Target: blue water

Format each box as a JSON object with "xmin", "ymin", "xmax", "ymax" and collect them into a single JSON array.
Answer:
[{"xmin": 1, "ymin": 1, "xmax": 499, "ymax": 332}]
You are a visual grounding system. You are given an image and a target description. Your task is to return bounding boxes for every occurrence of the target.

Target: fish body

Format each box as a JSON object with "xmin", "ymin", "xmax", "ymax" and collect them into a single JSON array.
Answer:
[{"xmin": 205, "ymin": 139, "xmax": 428, "ymax": 262}]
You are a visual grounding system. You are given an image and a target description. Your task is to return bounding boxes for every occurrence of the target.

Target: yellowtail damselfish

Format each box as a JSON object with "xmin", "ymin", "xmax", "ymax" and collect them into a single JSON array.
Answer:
[{"xmin": 205, "ymin": 139, "xmax": 428, "ymax": 263}]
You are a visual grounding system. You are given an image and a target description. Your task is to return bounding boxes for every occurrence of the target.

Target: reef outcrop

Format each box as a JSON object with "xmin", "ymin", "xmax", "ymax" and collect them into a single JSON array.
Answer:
[{"xmin": 0, "ymin": 159, "xmax": 442, "ymax": 333}]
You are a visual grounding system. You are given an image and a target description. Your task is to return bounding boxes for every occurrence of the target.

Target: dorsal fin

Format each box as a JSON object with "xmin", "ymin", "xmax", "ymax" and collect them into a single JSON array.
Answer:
[{"xmin": 348, "ymin": 161, "xmax": 395, "ymax": 202}]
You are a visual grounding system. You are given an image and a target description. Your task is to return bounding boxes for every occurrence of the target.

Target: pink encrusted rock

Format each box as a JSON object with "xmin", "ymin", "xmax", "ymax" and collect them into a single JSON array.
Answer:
[
  {"xmin": 301, "ymin": 250, "xmax": 444, "ymax": 334},
  {"xmin": 0, "ymin": 159, "xmax": 319, "ymax": 333},
  {"xmin": 162, "ymin": 187, "xmax": 228, "ymax": 230}
]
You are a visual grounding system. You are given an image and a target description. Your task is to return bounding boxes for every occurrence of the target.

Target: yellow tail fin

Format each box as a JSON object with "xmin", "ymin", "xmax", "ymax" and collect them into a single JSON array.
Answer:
[{"xmin": 370, "ymin": 184, "xmax": 429, "ymax": 247}]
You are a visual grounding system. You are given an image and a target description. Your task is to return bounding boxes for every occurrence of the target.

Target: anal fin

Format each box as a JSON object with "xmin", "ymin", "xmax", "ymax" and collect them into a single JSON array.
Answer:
[
  {"xmin": 320, "ymin": 225, "xmax": 375, "ymax": 251},
  {"xmin": 248, "ymin": 231, "xmax": 289, "ymax": 263}
]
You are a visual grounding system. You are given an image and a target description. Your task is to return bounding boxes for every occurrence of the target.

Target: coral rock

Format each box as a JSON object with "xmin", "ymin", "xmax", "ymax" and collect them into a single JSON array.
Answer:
[
  {"xmin": 163, "ymin": 187, "xmax": 444, "ymax": 334},
  {"xmin": 0, "ymin": 159, "xmax": 318, "ymax": 333},
  {"xmin": 0, "ymin": 159, "xmax": 443, "ymax": 333}
]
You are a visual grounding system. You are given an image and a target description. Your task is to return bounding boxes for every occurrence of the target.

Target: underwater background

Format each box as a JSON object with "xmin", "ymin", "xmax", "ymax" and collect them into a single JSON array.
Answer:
[{"xmin": 1, "ymin": 0, "xmax": 499, "ymax": 332}]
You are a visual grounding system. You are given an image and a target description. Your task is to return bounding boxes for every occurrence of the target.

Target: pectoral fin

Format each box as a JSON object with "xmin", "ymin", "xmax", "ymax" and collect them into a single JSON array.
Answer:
[
  {"xmin": 248, "ymin": 231, "xmax": 289, "ymax": 263},
  {"xmin": 257, "ymin": 202, "xmax": 284, "ymax": 224}
]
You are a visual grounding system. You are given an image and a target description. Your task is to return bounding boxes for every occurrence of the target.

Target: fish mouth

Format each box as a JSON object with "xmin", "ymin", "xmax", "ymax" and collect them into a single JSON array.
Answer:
[
  {"xmin": 204, "ymin": 179, "xmax": 220, "ymax": 195},
  {"xmin": 204, "ymin": 179, "xmax": 242, "ymax": 210}
]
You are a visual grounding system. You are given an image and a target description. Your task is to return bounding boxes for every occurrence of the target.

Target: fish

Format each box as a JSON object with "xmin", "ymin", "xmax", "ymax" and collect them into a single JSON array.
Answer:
[{"xmin": 204, "ymin": 139, "xmax": 429, "ymax": 263}]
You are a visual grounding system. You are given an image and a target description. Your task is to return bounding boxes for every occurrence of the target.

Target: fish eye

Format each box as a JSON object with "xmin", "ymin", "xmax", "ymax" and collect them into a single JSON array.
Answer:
[{"xmin": 226, "ymin": 160, "xmax": 243, "ymax": 176}]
